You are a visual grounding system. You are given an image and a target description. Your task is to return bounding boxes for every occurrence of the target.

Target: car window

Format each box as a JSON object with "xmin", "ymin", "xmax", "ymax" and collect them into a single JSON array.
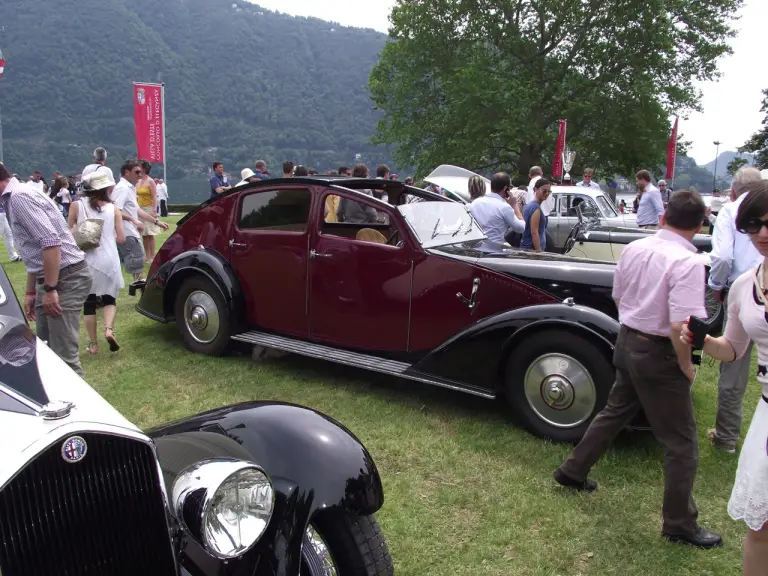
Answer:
[
  {"xmin": 321, "ymin": 192, "xmax": 402, "ymax": 246},
  {"xmin": 572, "ymin": 195, "xmax": 598, "ymax": 217},
  {"xmin": 595, "ymin": 195, "xmax": 619, "ymax": 218},
  {"xmin": 239, "ymin": 188, "xmax": 312, "ymax": 232}
]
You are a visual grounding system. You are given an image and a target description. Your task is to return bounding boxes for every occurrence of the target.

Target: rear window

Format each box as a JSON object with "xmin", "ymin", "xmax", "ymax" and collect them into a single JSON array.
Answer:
[{"xmin": 239, "ymin": 189, "xmax": 312, "ymax": 232}]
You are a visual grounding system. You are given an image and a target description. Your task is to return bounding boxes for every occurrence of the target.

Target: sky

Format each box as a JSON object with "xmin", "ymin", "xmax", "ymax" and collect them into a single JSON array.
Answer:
[{"xmin": 249, "ymin": 0, "xmax": 766, "ymax": 166}]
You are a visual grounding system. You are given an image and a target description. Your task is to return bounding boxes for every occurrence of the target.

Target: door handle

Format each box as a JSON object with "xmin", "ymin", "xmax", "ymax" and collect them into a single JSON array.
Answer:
[
  {"xmin": 310, "ymin": 249, "xmax": 332, "ymax": 259},
  {"xmin": 229, "ymin": 239, "xmax": 247, "ymax": 248},
  {"xmin": 456, "ymin": 278, "xmax": 480, "ymax": 309}
]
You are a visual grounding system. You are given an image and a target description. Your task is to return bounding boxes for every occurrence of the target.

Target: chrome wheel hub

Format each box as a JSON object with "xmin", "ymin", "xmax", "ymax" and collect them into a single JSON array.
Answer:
[
  {"xmin": 302, "ymin": 525, "xmax": 338, "ymax": 575},
  {"xmin": 183, "ymin": 291, "xmax": 220, "ymax": 344},
  {"xmin": 524, "ymin": 353, "xmax": 596, "ymax": 428}
]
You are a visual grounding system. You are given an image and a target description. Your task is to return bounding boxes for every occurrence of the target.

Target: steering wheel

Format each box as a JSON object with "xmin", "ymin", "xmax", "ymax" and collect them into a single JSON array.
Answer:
[{"xmin": 386, "ymin": 230, "xmax": 400, "ymax": 246}]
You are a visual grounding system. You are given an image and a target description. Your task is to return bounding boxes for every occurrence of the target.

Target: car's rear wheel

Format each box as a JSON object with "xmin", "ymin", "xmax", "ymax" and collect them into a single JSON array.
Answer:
[
  {"xmin": 301, "ymin": 511, "xmax": 393, "ymax": 576},
  {"xmin": 174, "ymin": 276, "xmax": 231, "ymax": 356},
  {"xmin": 505, "ymin": 330, "xmax": 614, "ymax": 443}
]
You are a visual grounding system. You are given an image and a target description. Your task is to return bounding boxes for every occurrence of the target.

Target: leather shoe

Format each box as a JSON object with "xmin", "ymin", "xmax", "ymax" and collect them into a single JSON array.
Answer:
[
  {"xmin": 663, "ymin": 527, "xmax": 723, "ymax": 549},
  {"xmin": 553, "ymin": 468, "xmax": 597, "ymax": 493}
]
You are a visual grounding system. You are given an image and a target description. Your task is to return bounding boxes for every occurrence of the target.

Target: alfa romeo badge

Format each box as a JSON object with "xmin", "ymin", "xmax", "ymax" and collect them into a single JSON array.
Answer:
[{"xmin": 61, "ymin": 436, "xmax": 87, "ymax": 463}]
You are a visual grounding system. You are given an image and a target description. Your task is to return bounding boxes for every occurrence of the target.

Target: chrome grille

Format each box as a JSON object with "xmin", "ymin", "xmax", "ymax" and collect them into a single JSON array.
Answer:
[{"xmin": 0, "ymin": 432, "xmax": 176, "ymax": 575}]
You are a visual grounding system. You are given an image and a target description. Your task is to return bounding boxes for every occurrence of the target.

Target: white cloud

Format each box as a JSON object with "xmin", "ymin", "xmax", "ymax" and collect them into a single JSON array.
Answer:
[{"xmin": 247, "ymin": 0, "xmax": 766, "ymax": 167}]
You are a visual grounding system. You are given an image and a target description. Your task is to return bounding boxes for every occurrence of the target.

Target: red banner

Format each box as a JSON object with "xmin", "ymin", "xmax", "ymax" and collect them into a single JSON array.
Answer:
[
  {"xmin": 665, "ymin": 117, "xmax": 678, "ymax": 180},
  {"xmin": 552, "ymin": 120, "xmax": 567, "ymax": 178},
  {"xmin": 133, "ymin": 83, "xmax": 164, "ymax": 163}
]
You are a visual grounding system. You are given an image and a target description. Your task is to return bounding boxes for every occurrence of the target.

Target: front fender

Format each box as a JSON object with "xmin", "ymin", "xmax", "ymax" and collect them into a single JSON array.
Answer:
[
  {"xmin": 410, "ymin": 303, "xmax": 619, "ymax": 391},
  {"xmin": 136, "ymin": 248, "xmax": 245, "ymax": 330},
  {"xmin": 149, "ymin": 401, "xmax": 384, "ymax": 576}
]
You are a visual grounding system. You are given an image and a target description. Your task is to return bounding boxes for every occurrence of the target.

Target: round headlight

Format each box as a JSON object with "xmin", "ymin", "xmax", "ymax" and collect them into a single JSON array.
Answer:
[
  {"xmin": 173, "ymin": 459, "xmax": 275, "ymax": 559},
  {"xmin": 204, "ymin": 467, "xmax": 274, "ymax": 557}
]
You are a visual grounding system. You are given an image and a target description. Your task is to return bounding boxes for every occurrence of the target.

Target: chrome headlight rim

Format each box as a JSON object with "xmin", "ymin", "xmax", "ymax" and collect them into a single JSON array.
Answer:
[{"xmin": 172, "ymin": 458, "xmax": 275, "ymax": 559}]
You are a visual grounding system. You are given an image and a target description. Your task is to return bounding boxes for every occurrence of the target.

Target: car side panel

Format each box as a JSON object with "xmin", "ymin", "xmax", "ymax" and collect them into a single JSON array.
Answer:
[
  {"xmin": 408, "ymin": 253, "xmax": 557, "ymax": 352},
  {"xmin": 150, "ymin": 401, "xmax": 384, "ymax": 576}
]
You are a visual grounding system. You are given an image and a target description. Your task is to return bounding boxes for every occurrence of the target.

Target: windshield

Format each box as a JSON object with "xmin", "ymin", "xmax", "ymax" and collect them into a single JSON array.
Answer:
[
  {"xmin": 398, "ymin": 201, "xmax": 486, "ymax": 248},
  {"xmin": 595, "ymin": 195, "xmax": 619, "ymax": 218}
]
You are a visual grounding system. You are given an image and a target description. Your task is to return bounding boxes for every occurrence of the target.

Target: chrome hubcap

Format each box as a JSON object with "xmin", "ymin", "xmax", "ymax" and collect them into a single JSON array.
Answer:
[
  {"xmin": 183, "ymin": 291, "xmax": 220, "ymax": 344},
  {"xmin": 524, "ymin": 353, "xmax": 596, "ymax": 428},
  {"xmin": 302, "ymin": 525, "xmax": 338, "ymax": 575}
]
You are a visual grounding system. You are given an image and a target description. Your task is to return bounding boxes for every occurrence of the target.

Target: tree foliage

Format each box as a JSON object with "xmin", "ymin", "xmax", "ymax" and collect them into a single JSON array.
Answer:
[
  {"xmin": 738, "ymin": 88, "xmax": 768, "ymax": 169},
  {"xmin": 0, "ymin": 0, "xmax": 392, "ymax": 178},
  {"xmin": 726, "ymin": 156, "xmax": 749, "ymax": 176},
  {"xmin": 369, "ymin": 0, "xmax": 741, "ymax": 179}
]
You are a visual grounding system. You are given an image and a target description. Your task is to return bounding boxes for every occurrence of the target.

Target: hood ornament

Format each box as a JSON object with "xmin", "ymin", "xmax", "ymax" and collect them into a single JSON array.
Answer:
[{"xmin": 40, "ymin": 400, "xmax": 75, "ymax": 420}]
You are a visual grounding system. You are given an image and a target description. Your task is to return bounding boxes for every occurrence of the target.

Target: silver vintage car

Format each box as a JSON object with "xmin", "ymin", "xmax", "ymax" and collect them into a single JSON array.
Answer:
[{"xmin": 424, "ymin": 164, "xmax": 638, "ymax": 252}]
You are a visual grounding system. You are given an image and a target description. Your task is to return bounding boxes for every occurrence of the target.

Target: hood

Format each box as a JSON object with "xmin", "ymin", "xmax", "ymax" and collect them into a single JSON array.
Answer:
[
  {"xmin": 576, "ymin": 224, "xmax": 712, "ymax": 252},
  {"xmin": 0, "ymin": 335, "xmax": 143, "ymax": 488},
  {"xmin": 429, "ymin": 242, "xmax": 618, "ymax": 318}
]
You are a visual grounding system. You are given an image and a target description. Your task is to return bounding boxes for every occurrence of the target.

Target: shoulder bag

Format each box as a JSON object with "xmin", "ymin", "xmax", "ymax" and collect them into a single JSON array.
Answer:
[{"xmin": 71, "ymin": 199, "xmax": 104, "ymax": 251}]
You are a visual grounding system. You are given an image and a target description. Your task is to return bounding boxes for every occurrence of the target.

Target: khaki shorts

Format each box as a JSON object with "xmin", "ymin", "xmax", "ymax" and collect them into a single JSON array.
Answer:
[{"xmin": 118, "ymin": 236, "xmax": 145, "ymax": 275}]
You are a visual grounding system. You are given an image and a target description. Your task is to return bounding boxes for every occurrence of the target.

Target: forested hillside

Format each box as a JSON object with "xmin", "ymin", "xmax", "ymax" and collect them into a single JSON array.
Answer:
[{"xmin": 0, "ymin": 0, "xmax": 391, "ymax": 177}]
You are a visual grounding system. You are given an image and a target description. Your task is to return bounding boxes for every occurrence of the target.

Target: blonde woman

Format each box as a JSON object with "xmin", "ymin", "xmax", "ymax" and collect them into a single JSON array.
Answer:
[
  {"xmin": 468, "ymin": 175, "xmax": 486, "ymax": 202},
  {"xmin": 68, "ymin": 171, "xmax": 125, "ymax": 354},
  {"xmin": 137, "ymin": 161, "xmax": 161, "ymax": 263}
]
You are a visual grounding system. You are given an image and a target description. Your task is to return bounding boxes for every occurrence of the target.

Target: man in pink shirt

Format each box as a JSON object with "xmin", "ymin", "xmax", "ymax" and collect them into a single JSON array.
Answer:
[{"xmin": 554, "ymin": 190, "xmax": 723, "ymax": 549}]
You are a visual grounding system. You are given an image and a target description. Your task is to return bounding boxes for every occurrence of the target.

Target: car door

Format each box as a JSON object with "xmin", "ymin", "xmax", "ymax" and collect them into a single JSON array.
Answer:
[
  {"xmin": 309, "ymin": 190, "xmax": 411, "ymax": 352},
  {"xmin": 228, "ymin": 186, "xmax": 313, "ymax": 339}
]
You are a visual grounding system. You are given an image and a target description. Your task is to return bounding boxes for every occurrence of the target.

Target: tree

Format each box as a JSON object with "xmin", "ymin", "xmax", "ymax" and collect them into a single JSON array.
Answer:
[
  {"xmin": 369, "ymin": 0, "xmax": 741, "ymax": 178},
  {"xmin": 738, "ymin": 88, "xmax": 768, "ymax": 169},
  {"xmin": 726, "ymin": 156, "xmax": 749, "ymax": 176}
]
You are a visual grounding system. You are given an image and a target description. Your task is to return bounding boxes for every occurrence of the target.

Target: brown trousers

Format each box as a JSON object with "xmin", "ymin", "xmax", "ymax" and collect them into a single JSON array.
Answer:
[{"xmin": 560, "ymin": 326, "xmax": 699, "ymax": 536}]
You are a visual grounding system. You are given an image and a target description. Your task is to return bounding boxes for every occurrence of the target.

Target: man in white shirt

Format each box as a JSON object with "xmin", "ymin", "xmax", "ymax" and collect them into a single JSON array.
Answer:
[
  {"xmin": 576, "ymin": 168, "xmax": 601, "ymax": 190},
  {"xmin": 28, "ymin": 171, "xmax": 46, "ymax": 195},
  {"xmin": 469, "ymin": 172, "xmax": 525, "ymax": 245},
  {"xmin": 526, "ymin": 166, "xmax": 543, "ymax": 204},
  {"xmin": 111, "ymin": 160, "xmax": 167, "ymax": 283},
  {"xmin": 707, "ymin": 166, "xmax": 764, "ymax": 452},
  {"xmin": 155, "ymin": 179, "xmax": 169, "ymax": 216},
  {"xmin": 81, "ymin": 147, "xmax": 115, "ymax": 182}
]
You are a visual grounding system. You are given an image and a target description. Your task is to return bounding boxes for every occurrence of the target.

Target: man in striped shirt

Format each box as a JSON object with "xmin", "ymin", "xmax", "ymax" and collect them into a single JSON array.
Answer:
[{"xmin": 0, "ymin": 163, "xmax": 92, "ymax": 376}]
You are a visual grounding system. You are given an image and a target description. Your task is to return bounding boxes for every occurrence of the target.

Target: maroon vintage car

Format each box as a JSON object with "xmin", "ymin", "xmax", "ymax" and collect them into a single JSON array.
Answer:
[{"xmin": 137, "ymin": 177, "xmax": 621, "ymax": 442}]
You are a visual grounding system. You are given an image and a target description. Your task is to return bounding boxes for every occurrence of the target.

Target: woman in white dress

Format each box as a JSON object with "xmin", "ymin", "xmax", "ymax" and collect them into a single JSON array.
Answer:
[
  {"xmin": 68, "ymin": 171, "xmax": 125, "ymax": 355},
  {"xmin": 682, "ymin": 179, "xmax": 768, "ymax": 575}
]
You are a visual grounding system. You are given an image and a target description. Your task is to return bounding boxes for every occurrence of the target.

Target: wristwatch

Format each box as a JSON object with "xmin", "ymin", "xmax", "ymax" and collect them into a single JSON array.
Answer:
[{"xmin": 42, "ymin": 284, "xmax": 58, "ymax": 293}]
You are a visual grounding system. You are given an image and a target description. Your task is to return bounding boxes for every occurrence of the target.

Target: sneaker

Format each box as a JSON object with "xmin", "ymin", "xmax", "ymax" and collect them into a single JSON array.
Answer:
[
  {"xmin": 707, "ymin": 428, "xmax": 736, "ymax": 454},
  {"xmin": 9, "ymin": 256, "xmax": 21, "ymax": 263}
]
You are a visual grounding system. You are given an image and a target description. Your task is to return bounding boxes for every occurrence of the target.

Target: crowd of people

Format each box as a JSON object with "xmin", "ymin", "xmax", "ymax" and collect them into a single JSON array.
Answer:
[{"xmin": 0, "ymin": 147, "xmax": 170, "ymax": 371}]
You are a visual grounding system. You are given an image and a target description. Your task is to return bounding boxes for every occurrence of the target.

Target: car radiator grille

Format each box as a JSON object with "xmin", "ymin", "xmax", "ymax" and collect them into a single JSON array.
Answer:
[{"xmin": 0, "ymin": 432, "xmax": 177, "ymax": 576}]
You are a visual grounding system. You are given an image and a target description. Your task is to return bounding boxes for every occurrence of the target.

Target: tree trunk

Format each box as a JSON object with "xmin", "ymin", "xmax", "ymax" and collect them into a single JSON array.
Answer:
[{"xmin": 518, "ymin": 143, "xmax": 544, "ymax": 179}]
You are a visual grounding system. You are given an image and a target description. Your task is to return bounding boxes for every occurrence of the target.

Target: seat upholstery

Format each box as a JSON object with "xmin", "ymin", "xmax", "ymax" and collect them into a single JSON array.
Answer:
[{"xmin": 356, "ymin": 228, "xmax": 387, "ymax": 244}]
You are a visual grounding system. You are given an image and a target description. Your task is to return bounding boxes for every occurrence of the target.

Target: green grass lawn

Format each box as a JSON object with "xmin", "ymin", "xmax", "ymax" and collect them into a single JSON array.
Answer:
[{"xmin": 5, "ymin": 216, "xmax": 752, "ymax": 575}]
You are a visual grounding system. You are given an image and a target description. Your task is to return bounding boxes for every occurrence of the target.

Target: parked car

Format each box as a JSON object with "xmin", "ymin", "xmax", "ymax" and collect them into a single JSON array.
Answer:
[
  {"xmin": 137, "ymin": 176, "xmax": 627, "ymax": 442},
  {"xmin": 423, "ymin": 164, "xmax": 638, "ymax": 252},
  {"xmin": 0, "ymin": 268, "xmax": 393, "ymax": 575},
  {"xmin": 563, "ymin": 208, "xmax": 724, "ymax": 332}
]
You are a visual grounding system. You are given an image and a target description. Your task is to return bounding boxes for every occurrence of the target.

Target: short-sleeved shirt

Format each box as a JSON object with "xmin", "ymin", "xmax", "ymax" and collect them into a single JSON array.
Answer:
[
  {"xmin": 636, "ymin": 184, "xmax": 664, "ymax": 226},
  {"xmin": 209, "ymin": 173, "xmax": 230, "ymax": 197},
  {"xmin": 468, "ymin": 192, "xmax": 525, "ymax": 245},
  {"xmin": 111, "ymin": 178, "xmax": 140, "ymax": 239},
  {"xmin": 613, "ymin": 229, "xmax": 706, "ymax": 337},
  {"xmin": 81, "ymin": 164, "xmax": 115, "ymax": 182}
]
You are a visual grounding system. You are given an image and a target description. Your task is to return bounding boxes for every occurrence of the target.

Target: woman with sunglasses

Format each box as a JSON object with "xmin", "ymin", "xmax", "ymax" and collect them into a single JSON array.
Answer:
[
  {"xmin": 520, "ymin": 178, "xmax": 551, "ymax": 252},
  {"xmin": 681, "ymin": 179, "xmax": 768, "ymax": 575}
]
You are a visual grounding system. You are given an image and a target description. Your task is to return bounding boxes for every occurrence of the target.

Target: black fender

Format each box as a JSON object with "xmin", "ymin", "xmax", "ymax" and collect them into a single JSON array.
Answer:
[
  {"xmin": 409, "ymin": 303, "xmax": 619, "ymax": 392},
  {"xmin": 136, "ymin": 248, "xmax": 245, "ymax": 331},
  {"xmin": 149, "ymin": 401, "xmax": 384, "ymax": 576}
]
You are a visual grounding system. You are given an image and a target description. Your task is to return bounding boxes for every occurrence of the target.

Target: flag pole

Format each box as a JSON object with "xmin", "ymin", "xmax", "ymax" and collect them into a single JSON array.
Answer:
[{"xmin": 161, "ymin": 82, "xmax": 167, "ymax": 183}]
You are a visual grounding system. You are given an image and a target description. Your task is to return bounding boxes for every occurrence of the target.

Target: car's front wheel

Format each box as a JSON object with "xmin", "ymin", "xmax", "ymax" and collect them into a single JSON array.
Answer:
[
  {"xmin": 505, "ymin": 330, "xmax": 614, "ymax": 443},
  {"xmin": 174, "ymin": 276, "xmax": 232, "ymax": 356},
  {"xmin": 301, "ymin": 511, "xmax": 393, "ymax": 576}
]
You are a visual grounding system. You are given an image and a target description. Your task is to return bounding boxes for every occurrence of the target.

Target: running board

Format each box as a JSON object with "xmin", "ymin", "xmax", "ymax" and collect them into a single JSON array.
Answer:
[{"xmin": 232, "ymin": 330, "xmax": 495, "ymax": 400}]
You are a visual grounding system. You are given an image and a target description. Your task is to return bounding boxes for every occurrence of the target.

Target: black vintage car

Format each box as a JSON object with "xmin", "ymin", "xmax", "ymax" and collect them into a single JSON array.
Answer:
[{"xmin": 0, "ymin": 267, "xmax": 393, "ymax": 575}]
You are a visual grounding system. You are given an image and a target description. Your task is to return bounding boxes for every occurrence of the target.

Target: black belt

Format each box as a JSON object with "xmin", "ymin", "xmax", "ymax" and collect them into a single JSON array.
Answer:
[
  {"xmin": 36, "ymin": 260, "xmax": 87, "ymax": 284},
  {"xmin": 622, "ymin": 325, "xmax": 669, "ymax": 343}
]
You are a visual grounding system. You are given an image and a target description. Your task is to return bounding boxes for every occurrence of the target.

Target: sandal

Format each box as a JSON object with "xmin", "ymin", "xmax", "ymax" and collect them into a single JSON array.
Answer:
[
  {"xmin": 86, "ymin": 341, "xmax": 99, "ymax": 355},
  {"xmin": 105, "ymin": 327, "xmax": 120, "ymax": 352}
]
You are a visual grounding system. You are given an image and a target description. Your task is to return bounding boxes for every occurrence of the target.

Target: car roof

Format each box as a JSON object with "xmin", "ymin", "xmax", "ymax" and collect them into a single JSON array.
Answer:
[{"xmin": 177, "ymin": 177, "xmax": 447, "ymax": 227}]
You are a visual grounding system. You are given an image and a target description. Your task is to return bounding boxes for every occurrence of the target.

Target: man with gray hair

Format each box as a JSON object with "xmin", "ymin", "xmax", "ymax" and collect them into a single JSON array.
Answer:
[
  {"xmin": 707, "ymin": 165, "xmax": 764, "ymax": 452},
  {"xmin": 81, "ymin": 147, "xmax": 115, "ymax": 183}
]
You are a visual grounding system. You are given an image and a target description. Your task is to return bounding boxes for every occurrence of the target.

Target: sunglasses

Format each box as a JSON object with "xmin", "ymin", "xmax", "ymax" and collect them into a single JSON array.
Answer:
[{"xmin": 739, "ymin": 219, "xmax": 768, "ymax": 235}]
